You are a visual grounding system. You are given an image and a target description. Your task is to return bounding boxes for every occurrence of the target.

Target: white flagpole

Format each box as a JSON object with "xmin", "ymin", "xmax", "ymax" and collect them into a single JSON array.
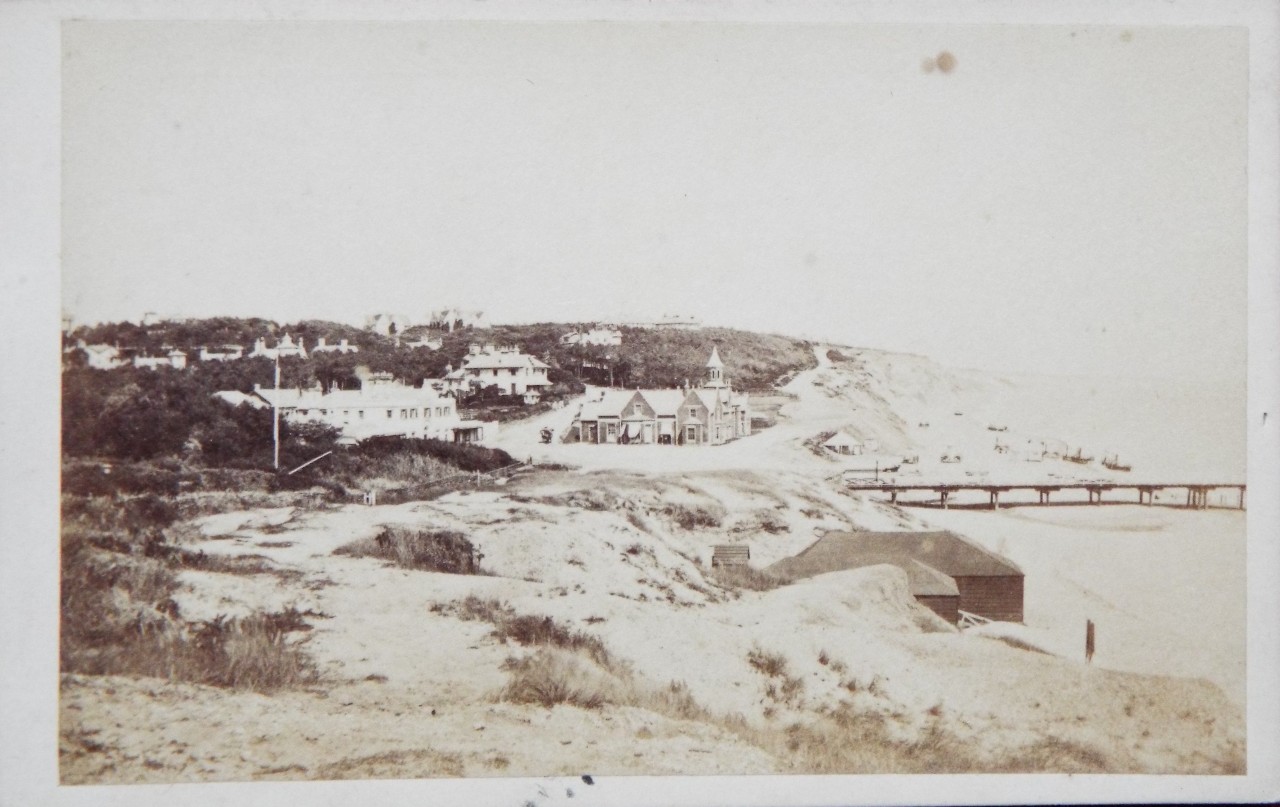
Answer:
[{"xmin": 273, "ymin": 356, "xmax": 280, "ymax": 470}]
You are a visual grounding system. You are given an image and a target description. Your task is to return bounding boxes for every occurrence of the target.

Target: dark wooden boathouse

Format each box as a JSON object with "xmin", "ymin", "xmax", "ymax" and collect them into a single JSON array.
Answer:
[{"xmin": 767, "ymin": 530, "xmax": 1023, "ymax": 624}]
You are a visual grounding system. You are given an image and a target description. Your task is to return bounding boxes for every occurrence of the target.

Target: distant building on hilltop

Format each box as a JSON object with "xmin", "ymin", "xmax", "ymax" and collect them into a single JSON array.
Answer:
[
  {"xmin": 617, "ymin": 314, "xmax": 701, "ymax": 330},
  {"xmin": 249, "ymin": 334, "xmax": 308, "ymax": 360},
  {"xmin": 561, "ymin": 325, "xmax": 623, "ymax": 347},
  {"xmin": 311, "ymin": 337, "xmax": 359, "ymax": 355},
  {"xmin": 572, "ymin": 347, "xmax": 750, "ymax": 446},
  {"xmin": 199, "ymin": 345, "xmax": 245, "ymax": 362},
  {"xmin": 429, "ymin": 308, "xmax": 487, "ymax": 332},
  {"xmin": 133, "ymin": 349, "xmax": 188, "ymax": 370},
  {"xmin": 402, "ymin": 334, "xmax": 444, "ymax": 350},
  {"xmin": 365, "ymin": 313, "xmax": 414, "ymax": 336},
  {"xmin": 72, "ymin": 341, "xmax": 128, "ymax": 370}
]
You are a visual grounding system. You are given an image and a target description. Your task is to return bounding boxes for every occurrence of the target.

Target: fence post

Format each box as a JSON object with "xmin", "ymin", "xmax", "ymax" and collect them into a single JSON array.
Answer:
[{"xmin": 1085, "ymin": 619, "xmax": 1095, "ymax": 664}]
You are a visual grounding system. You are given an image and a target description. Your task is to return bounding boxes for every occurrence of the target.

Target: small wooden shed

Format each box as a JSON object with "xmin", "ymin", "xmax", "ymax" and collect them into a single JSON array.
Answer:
[
  {"xmin": 711, "ymin": 544, "xmax": 751, "ymax": 568},
  {"xmin": 822, "ymin": 431, "xmax": 864, "ymax": 456}
]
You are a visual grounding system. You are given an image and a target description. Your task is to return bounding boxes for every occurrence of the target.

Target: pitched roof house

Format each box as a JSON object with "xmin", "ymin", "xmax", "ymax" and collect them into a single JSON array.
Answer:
[{"xmin": 768, "ymin": 530, "xmax": 1024, "ymax": 624}]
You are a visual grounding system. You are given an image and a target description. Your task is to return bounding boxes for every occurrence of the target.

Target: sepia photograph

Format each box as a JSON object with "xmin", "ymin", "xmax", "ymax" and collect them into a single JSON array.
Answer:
[{"xmin": 3, "ymin": 1, "xmax": 1279, "ymax": 805}]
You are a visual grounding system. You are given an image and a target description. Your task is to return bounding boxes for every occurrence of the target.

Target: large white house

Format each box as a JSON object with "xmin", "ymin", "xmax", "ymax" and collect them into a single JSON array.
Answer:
[
  {"xmin": 243, "ymin": 372, "xmax": 491, "ymax": 443},
  {"xmin": 442, "ymin": 343, "xmax": 552, "ymax": 400}
]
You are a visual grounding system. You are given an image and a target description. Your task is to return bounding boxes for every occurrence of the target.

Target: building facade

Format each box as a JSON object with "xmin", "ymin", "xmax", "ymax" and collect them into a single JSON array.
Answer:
[{"xmin": 246, "ymin": 372, "xmax": 480, "ymax": 442}]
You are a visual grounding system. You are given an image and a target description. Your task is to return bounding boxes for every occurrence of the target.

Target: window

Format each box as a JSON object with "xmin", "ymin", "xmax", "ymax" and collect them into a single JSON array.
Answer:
[
  {"xmin": 358, "ymin": 410, "xmax": 365, "ymax": 419},
  {"xmin": 387, "ymin": 410, "xmax": 393, "ymax": 419},
  {"xmin": 606, "ymin": 423, "xmax": 617, "ymax": 437},
  {"xmin": 400, "ymin": 409, "xmax": 408, "ymax": 419},
  {"xmin": 633, "ymin": 404, "xmax": 643, "ymax": 416},
  {"xmin": 688, "ymin": 407, "xmax": 698, "ymax": 418}
]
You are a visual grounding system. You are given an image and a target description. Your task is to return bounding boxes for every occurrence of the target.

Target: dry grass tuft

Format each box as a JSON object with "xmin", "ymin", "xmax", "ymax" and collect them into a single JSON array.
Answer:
[
  {"xmin": 446, "ymin": 595, "xmax": 613, "ymax": 669},
  {"xmin": 747, "ymin": 646, "xmax": 789, "ymax": 678},
  {"xmin": 317, "ymin": 748, "xmax": 466, "ymax": 780},
  {"xmin": 500, "ymin": 648, "xmax": 627, "ymax": 709},
  {"xmin": 707, "ymin": 564, "xmax": 788, "ymax": 592},
  {"xmin": 335, "ymin": 526, "xmax": 482, "ymax": 575},
  {"xmin": 662, "ymin": 501, "xmax": 725, "ymax": 530}
]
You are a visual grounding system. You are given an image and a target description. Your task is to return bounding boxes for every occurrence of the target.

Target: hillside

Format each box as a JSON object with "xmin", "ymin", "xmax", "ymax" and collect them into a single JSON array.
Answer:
[
  {"xmin": 59, "ymin": 468, "xmax": 1243, "ymax": 783},
  {"xmin": 67, "ymin": 317, "xmax": 815, "ymax": 392}
]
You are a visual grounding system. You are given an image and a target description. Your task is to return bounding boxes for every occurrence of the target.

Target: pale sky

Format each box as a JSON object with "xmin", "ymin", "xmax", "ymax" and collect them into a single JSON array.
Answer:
[{"xmin": 61, "ymin": 21, "xmax": 1247, "ymax": 381}]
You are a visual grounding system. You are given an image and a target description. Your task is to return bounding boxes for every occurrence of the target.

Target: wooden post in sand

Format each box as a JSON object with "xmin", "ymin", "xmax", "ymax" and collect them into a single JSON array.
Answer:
[{"xmin": 1085, "ymin": 619, "xmax": 1096, "ymax": 664}]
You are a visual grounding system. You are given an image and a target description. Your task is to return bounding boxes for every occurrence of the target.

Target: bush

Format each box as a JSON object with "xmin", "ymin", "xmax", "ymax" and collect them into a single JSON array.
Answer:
[
  {"xmin": 707, "ymin": 564, "xmax": 787, "ymax": 592},
  {"xmin": 747, "ymin": 645, "xmax": 789, "ymax": 678},
  {"xmin": 499, "ymin": 648, "xmax": 625, "ymax": 709},
  {"xmin": 444, "ymin": 595, "xmax": 612, "ymax": 669},
  {"xmin": 335, "ymin": 527, "xmax": 481, "ymax": 575},
  {"xmin": 663, "ymin": 502, "xmax": 724, "ymax": 530}
]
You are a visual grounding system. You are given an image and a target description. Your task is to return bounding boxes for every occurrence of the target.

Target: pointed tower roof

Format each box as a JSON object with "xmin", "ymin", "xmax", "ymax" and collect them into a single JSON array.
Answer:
[{"xmin": 706, "ymin": 345, "xmax": 725, "ymax": 369}]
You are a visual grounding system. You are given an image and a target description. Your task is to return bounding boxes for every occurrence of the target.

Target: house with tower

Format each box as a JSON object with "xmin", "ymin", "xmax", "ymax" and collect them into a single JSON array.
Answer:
[{"xmin": 572, "ymin": 347, "xmax": 750, "ymax": 446}]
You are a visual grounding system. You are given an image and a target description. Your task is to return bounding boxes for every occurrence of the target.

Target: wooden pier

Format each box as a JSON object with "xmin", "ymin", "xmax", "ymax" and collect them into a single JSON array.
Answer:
[{"xmin": 856, "ymin": 481, "xmax": 1246, "ymax": 510}]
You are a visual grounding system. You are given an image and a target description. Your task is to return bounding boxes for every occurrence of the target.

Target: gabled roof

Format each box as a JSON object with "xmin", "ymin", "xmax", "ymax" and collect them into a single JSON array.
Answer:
[
  {"xmin": 767, "ymin": 530, "xmax": 1022, "ymax": 581},
  {"xmin": 686, "ymin": 389, "xmax": 720, "ymax": 411},
  {"xmin": 823, "ymin": 430, "xmax": 863, "ymax": 449},
  {"xmin": 640, "ymin": 389, "xmax": 686, "ymax": 416},
  {"xmin": 592, "ymin": 389, "xmax": 639, "ymax": 417},
  {"xmin": 462, "ymin": 351, "xmax": 549, "ymax": 371}
]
